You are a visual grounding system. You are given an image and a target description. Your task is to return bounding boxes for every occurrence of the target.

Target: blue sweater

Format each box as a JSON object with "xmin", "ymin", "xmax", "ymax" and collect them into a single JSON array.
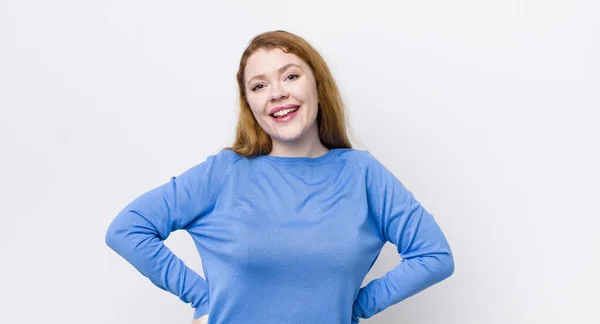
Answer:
[{"xmin": 105, "ymin": 148, "xmax": 454, "ymax": 323}]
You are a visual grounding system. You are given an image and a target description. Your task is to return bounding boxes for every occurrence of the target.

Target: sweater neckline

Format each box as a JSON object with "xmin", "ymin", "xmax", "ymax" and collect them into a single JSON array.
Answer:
[{"xmin": 258, "ymin": 148, "xmax": 338, "ymax": 165}]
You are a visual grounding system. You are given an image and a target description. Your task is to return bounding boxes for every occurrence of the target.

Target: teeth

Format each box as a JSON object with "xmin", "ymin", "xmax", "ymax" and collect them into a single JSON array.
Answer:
[{"xmin": 273, "ymin": 107, "xmax": 298, "ymax": 117}]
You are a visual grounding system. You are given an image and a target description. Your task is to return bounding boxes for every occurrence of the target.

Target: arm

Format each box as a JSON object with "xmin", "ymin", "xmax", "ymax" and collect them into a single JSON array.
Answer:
[
  {"xmin": 105, "ymin": 151, "xmax": 235, "ymax": 319},
  {"xmin": 192, "ymin": 314, "xmax": 209, "ymax": 324},
  {"xmin": 352, "ymin": 153, "xmax": 455, "ymax": 320}
]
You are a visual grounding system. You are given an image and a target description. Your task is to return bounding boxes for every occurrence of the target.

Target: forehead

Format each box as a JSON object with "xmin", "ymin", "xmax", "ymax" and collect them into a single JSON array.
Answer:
[{"xmin": 244, "ymin": 48, "xmax": 307, "ymax": 79}]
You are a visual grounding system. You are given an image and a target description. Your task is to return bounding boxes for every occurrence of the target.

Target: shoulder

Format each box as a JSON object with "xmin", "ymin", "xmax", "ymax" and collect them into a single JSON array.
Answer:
[
  {"xmin": 208, "ymin": 148, "xmax": 244, "ymax": 165},
  {"xmin": 179, "ymin": 148, "xmax": 244, "ymax": 181},
  {"xmin": 336, "ymin": 149, "xmax": 397, "ymax": 187},
  {"xmin": 336, "ymin": 148, "xmax": 382, "ymax": 172},
  {"xmin": 204, "ymin": 148, "xmax": 245, "ymax": 173}
]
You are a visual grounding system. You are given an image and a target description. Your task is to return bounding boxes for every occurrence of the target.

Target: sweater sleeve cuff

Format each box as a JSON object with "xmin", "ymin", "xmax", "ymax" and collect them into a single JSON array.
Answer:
[
  {"xmin": 193, "ymin": 303, "xmax": 209, "ymax": 319},
  {"xmin": 352, "ymin": 285, "xmax": 368, "ymax": 319}
]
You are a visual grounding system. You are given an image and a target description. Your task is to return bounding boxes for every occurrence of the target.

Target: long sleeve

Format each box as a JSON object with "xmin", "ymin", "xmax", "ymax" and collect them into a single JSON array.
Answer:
[
  {"xmin": 352, "ymin": 153, "xmax": 455, "ymax": 321},
  {"xmin": 105, "ymin": 150, "xmax": 236, "ymax": 319}
]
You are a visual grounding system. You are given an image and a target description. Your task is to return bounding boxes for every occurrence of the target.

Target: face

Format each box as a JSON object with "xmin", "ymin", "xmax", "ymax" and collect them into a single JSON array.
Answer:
[{"xmin": 243, "ymin": 48, "xmax": 320, "ymax": 149}]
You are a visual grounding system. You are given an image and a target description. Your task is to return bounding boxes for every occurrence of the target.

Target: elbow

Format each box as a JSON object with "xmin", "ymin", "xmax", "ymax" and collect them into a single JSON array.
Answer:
[
  {"xmin": 442, "ymin": 253, "xmax": 455, "ymax": 279},
  {"xmin": 105, "ymin": 213, "xmax": 131, "ymax": 253},
  {"xmin": 105, "ymin": 221, "xmax": 122, "ymax": 251},
  {"xmin": 436, "ymin": 251, "xmax": 455, "ymax": 282},
  {"xmin": 423, "ymin": 251, "xmax": 454, "ymax": 284},
  {"xmin": 105, "ymin": 210, "xmax": 159, "ymax": 255}
]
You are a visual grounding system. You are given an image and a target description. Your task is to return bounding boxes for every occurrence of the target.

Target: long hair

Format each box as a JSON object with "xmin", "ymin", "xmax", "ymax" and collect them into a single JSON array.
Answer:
[{"xmin": 225, "ymin": 30, "xmax": 354, "ymax": 157}]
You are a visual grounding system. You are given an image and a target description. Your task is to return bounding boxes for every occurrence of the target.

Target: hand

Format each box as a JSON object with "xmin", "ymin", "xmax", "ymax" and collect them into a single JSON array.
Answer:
[{"xmin": 192, "ymin": 314, "xmax": 208, "ymax": 324}]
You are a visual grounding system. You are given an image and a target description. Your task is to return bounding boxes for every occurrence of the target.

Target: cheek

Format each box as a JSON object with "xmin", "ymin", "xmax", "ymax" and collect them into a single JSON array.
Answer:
[
  {"xmin": 300, "ymin": 87, "xmax": 319, "ymax": 112},
  {"xmin": 293, "ymin": 82, "xmax": 318, "ymax": 104},
  {"xmin": 246, "ymin": 98, "xmax": 263, "ymax": 116}
]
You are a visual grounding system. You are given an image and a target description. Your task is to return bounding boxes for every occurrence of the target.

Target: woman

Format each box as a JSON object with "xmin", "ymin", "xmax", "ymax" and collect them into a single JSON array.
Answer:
[{"xmin": 105, "ymin": 30, "xmax": 454, "ymax": 324}]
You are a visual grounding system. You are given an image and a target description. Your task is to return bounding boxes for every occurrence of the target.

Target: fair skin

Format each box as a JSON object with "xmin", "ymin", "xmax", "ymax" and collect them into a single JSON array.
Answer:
[
  {"xmin": 192, "ymin": 314, "xmax": 208, "ymax": 324},
  {"xmin": 244, "ymin": 48, "xmax": 328, "ymax": 158},
  {"xmin": 191, "ymin": 48, "xmax": 328, "ymax": 324}
]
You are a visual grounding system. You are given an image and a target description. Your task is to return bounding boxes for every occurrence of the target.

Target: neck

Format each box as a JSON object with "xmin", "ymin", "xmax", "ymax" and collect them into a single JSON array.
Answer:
[{"xmin": 269, "ymin": 125, "xmax": 328, "ymax": 158}]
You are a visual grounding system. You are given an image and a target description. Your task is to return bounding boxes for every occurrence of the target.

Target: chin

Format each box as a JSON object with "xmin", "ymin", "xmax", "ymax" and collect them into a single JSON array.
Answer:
[{"xmin": 273, "ymin": 135, "xmax": 302, "ymax": 143}]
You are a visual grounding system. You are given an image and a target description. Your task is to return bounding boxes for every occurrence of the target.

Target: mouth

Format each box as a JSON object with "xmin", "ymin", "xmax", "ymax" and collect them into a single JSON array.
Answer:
[
  {"xmin": 269, "ymin": 105, "xmax": 301, "ymax": 123},
  {"xmin": 269, "ymin": 105, "xmax": 300, "ymax": 119}
]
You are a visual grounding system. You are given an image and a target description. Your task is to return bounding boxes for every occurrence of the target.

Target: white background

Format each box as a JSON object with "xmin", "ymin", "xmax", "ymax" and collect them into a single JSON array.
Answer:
[{"xmin": 1, "ymin": 0, "xmax": 598, "ymax": 323}]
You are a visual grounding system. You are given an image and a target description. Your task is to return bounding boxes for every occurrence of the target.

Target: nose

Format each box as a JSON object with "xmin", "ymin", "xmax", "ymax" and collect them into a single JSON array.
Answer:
[{"xmin": 269, "ymin": 82, "xmax": 288, "ymax": 101}]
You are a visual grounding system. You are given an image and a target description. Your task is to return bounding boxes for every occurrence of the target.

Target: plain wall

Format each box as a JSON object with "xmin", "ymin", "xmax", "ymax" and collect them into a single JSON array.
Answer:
[{"xmin": 1, "ymin": 0, "xmax": 598, "ymax": 323}]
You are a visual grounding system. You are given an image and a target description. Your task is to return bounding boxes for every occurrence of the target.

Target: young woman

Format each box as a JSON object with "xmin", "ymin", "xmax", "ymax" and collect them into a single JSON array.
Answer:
[{"xmin": 105, "ymin": 30, "xmax": 455, "ymax": 324}]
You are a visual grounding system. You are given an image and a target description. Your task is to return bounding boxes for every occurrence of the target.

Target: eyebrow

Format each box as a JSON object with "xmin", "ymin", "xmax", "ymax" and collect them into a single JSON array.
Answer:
[{"xmin": 246, "ymin": 63, "xmax": 302, "ymax": 86}]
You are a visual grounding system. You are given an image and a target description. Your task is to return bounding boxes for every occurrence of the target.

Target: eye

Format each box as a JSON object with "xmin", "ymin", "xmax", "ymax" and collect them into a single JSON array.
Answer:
[
  {"xmin": 286, "ymin": 74, "xmax": 299, "ymax": 81},
  {"xmin": 251, "ymin": 83, "xmax": 265, "ymax": 92}
]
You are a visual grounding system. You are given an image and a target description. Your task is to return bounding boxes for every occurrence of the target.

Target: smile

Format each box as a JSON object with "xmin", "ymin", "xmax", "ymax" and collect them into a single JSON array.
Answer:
[
  {"xmin": 270, "ymin": 105, "xmax": 300, "ymax": 122},
  {"xmin": 272, "ymin": 106, "xmax": 299, "ymax": 118}
]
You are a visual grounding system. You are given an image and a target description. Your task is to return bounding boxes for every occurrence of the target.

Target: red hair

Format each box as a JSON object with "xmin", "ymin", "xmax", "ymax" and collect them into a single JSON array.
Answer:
[{"xmin": 225, "ymin": 30, "xmax": 354, "ymax": 157}]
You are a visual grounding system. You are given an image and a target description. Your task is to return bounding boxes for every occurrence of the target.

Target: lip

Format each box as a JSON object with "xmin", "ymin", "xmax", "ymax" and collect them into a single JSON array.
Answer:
[
  {"xmin": 271, "ymin": 105, "xmax": 300, "ymax": 123},
  {"xmin": 269, "ymin": 104, "xmax": 300, "ymax": 116}
]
